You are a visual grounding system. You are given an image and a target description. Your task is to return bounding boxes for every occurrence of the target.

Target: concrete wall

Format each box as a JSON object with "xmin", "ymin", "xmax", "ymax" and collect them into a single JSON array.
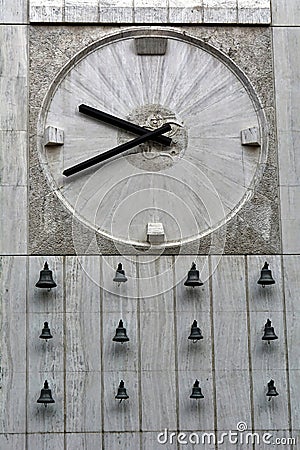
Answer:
[
  {"xmin": 1, "ymin": 254, "xmax": 298, "ymax": 448},
  {"xmin": 0, "ymin": 0, "xmax": 300, "ymax": 448}
]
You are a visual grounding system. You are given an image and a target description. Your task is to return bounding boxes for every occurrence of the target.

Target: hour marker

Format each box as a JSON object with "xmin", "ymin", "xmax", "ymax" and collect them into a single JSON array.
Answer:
[
  {"xmin": 147, "ymin": 222, "xmax": 165, "ymax": 244},
  {"xmin": 135, "ymin": 37, "xmax": 168, "ymax": 55},
  {"xmin": 44, "ymin": 126, "xmax": 64, "ymax": 146},
  {"xmin": 241, "ymin": 127, "xmax": 260, "ymax": 146}
]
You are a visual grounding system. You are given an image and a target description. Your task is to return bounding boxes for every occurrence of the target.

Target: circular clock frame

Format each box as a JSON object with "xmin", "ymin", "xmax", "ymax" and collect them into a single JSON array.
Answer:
[{"xmin": 38, "ymin": 28, "xmax": 268, "ymax": 249}]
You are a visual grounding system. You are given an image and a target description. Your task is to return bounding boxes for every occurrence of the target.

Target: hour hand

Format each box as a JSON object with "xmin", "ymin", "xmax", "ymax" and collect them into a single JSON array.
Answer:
[
  {"xmin": 79, "ymin": 104, "xmax": 172, "ymax": 146},
  {"xmin": 63, "ymin": 123, "xmax": 171, "ymax": 177}
]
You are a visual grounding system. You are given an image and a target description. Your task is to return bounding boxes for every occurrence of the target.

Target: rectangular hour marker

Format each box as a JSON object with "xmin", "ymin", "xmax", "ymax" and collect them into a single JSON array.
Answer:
[
  {"xmin": 147, "ymin": 222, "xmax": 165, "ymax": 244},
  {"xmin": 44, "ymin": 126, "xmax": 64, "ymax": 146},
  {"xmin": 135, "ymin": 37, "xmax": 168, "ymax": 55},
  {"xmin": 241, "ymin": 127, "xmax": 260, "ymax": 146}
]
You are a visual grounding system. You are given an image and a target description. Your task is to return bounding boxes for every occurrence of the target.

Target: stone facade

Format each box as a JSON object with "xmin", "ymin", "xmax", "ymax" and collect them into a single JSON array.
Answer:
[{"xmin": 1, "ymin": 1, "xmax": 300, "ymax": 449}]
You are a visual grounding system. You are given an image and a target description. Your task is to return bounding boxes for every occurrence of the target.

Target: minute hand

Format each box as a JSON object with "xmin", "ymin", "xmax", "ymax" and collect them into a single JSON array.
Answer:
[
  {"xmin": 63, "ymin": 123, "xmax": 171, "ymax": 177},
  {"xmin": 79, "ymin": 104, "xmax": 172, "ymax": 146}
]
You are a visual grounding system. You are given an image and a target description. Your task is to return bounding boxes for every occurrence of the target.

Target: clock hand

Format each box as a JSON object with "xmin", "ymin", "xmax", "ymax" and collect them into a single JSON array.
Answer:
[
  {"xmin": 79, "ymin": 104, "xmax": 172, "ymax": 146},
  {"xmin": 63, "ymin": 123, "xmax": 171, "ymax": 177}
]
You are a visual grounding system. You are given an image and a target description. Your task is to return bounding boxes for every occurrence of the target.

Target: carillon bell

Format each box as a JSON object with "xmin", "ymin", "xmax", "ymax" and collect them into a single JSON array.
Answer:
[
  {"xmin": 262, "ymin": 319, "xmax": 278, "ymax": 341},
  {"xmin": 39, "ymin": 322, "xmax": 53, "ymax": 341},
  {"xmin": 257, "ymin": 262, "xmax": 275, "ymax": 287},
  {"xmin": 115, "ymin": 380, "xmax": 129, "ymax": 402},
  {"xmin": 113, "ymin": 263, "xmax": 128, "ymax": 284},
  {"xmin": 188, "ymin": 320, "xmax": 203, "ymax": 342},
  {"xmin": 266, "ymin": 379, "xmax": 279, "ymax": 400},
  {"xmin": 184, "ymin": 262, "xmax": 203, "ymax": 287},
  {"xmin": 37, "ymin": 380, "xmax": 55, "ymax": 406},
  {"xmin": 35, "ymin": 262, "xmax": 57, "ymax": 290},
  {"xmin": 113, "ymin": 320, "xmax": 129, "ymax": 343},
  {"xmin": 190, "ymin": 379, "xmax": 204, "ymax": 399}
]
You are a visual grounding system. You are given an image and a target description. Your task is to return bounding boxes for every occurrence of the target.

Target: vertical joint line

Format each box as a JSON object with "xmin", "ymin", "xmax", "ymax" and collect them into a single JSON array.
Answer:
[
  {"xmin": 25, "ymin": 256, "xmax": 29, "ymax": 450},
  {"xmin": 100, "ymin": 256, "xmax": 105, "ymax": 449},
  {"xmin": 280, "ymin": 254, "xmax": 292, "ymax": 433},
  {"xmin": 171, "ymin": 255, "xmax": 180, "ymax": 449},
  {"xmin": 136, "ymin": 256, "xmax": 143, "ymax": 448},
  {"xmin": 245, "ymin": 256, "xmax": 255, "ymax": 450},
  {"xmin": 63, "ymin": 256, "xmax": 67, "ymax": 448},
  {"xmin": 208, "ymin": 255, "xmax": 218, "ymax": 450}
]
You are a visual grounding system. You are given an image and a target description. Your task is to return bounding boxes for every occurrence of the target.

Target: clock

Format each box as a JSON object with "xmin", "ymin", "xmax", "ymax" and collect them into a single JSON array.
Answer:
[{"xmin": 38, "ymin": 28, "xmax": 267, "ymax": 251}]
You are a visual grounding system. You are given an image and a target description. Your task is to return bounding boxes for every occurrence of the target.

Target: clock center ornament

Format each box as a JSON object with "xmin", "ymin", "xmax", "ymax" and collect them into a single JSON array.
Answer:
[
  {"xmin": 119, "ymin": 104, "xmax": 187, "ymax": 172},
  {"xmin": 40, "ymin": 28, "xmax": 267, "ymax": 260}
]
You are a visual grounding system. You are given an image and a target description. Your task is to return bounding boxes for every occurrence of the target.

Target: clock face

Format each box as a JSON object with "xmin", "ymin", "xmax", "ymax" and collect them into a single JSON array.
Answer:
[{"xmin": 39, "ymin": 29, "xmax": 266, "ymax": 249}]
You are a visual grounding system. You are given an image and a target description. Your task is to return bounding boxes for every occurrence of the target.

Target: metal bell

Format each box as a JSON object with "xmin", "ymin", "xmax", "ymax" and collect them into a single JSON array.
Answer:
[
  {"xmin": 37, "ymin": 380, "xmax": 55, "ymax": 406},
  {"xmin": 39, "ymin": 322, "xmax": 53, "ymax": 341},
  {"xmin": 113, "ymin": 320, "xmax": 129, "ymax": 343},
  {"xmin": 257, "ymin": 262, "xmax": 275, "ymax": 287},
  {"xmin": 188, "ymin": 320, "xmax": 203, "ymax": 342},
  {"xmin": 266, "ymin": 379, "xmax": 279, "ymax": 400},
  {"xmin": 115, "ymin": 380, "xmax": 129, "ymax": 402},
  {"xmin": 184, "ymin": 262, "xmax": 203, "ymax": 287},
  {"xmin": 190, "ymin": 379, "xmax": 204, "ymax": 399},
  {"xmin": 35, "ymin": 262, "xmax": 57, "ymax": 289},
  {"xmin": 262, "ymin": 319, "xmax": 278, "ymax": 341},
  {"xmin": 113, "ymin": 263, "xmax": 128, "ymax": 284}
]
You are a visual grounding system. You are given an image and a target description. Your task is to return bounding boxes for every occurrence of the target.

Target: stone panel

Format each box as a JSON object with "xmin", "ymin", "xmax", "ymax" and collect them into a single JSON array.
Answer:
[
  {"xmin": 177, "ymin": 311, "xmax": 212, "ymax": 372},
  {"xmin": 283, "ymin": 256, "xmax": 300, "ymax": 313},
  {"xmin": 27, "ymin": 372, "xmax": 64, "ymax": 432},
  {"xmin": 168, "ymin": 0, "xmax": 203, "ymax": 23},
  {"xmin": 103, "ymin": 371, "xmax": 139, "ymax": 432},
  {"xmin": 252, "ymin": 370, "xmax": 289, "ymax": 431},
  {"xmin": 272, "ymin": 0, "xmax": 300, "ymax": 25},
  {"xmin": 178, "ymin": 370, "xmax": 215, "ymax": 432},
  {"xmin": 102, "ymin": 311, "xmax": 138, "ymax": 372},
  {"xmin": 103, "ymin": 432, "xmax": 140, "ymax": 450},
  {"xmin": 141, "ymin": 371, "xmax": 177, "ymax": 431},
  {"xmin": 280, "ymin": 187, "xmax": 300, "ymax": 254},
  {"xmin": 247, "ymin": 256, "xmax": 283, "ymax": 312},
  {"xmin": 30, "ymin": 0, "xmax": 63, "ymax": 22},
  {"xmin": 175, "ymin": 256, "xmax": 210, "ymax": 313},
  {"xmin": 203, "ymin": 0, "xmax": 237, "ymax": 23},
  {"xmin": 0, "ymin": 435, "xmax": 25, "ymax": 450},
  {"xmin": 101, "ymin": 256, "xmax": 138, "ymax": 312},
  {"xmin": 28, "ymin": 256, "xmax": 63, "ymax": 314},
  {"xmin": 211, "ymin": 255, "xmax": 246, "ymax": 312},
  {"xmin": 0, "ymin": 25, "xmax": 28, "ymax": 255},
  {"xmin": 238, "ymin": 0, "xmax": 270, "ymax": 23},
  {"xmin": 250, "ymin": 311, "xmax": 286, "ymax": 371},
  {"xmin": 66, "ymin": 371, "xmax": 102, "ymax": 432},
  {"xmin": 65, "ymin": 0, "xmax": 99, "ymax": 22},
  {"xmin": 273, "ymin": 27, "xmax": 300, "ymax": 253},
  {"xmin": 0, "ymin": 131, "xmax": 27, "ymax": 186},
  {"xmin": 27, "ymin": 434, "xmax": 64, "ymax": 450},
  {"xmin": 0, "ymin": 0, "xmax": 27, "ymax": 23},
  {"xmin": 66, "ymin": 434, "xmax": 103, "ymax": 450},
  {"xmin": 215, "ymin": 370, "xmax": 252, "ymax": 430},
  {"xmin": 289, "ymin": 370, "xmax": 300, "ymax": 431},
  {"xmin": 134, "ymin": 0, "xmax": 168, "ymax": 23}
]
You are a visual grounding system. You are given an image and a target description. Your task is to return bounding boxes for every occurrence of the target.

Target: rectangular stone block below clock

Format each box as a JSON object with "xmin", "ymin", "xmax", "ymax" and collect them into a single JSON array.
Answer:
[
  {"xmin": 241, "ymin": 126, "xmax": 261, "ymax": 146},
  {"xmin": 44, "ymin": 126, "xmax": 64, "ymax": 146},
  {"xmin": 147, "ymin": 223, "xmax": 165, "ymax": 244}
]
